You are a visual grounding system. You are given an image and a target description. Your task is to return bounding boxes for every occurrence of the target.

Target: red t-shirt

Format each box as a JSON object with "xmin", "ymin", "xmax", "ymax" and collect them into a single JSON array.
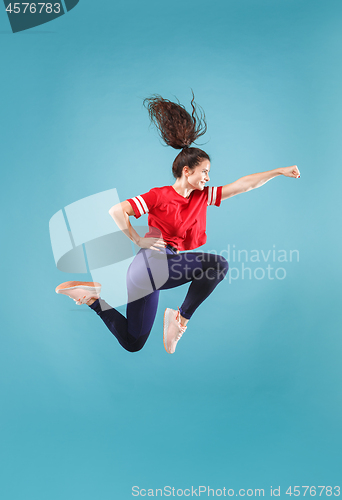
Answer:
[{"xmin": 127, "ymin": 185, "xmax": 222, "ymax": 251}]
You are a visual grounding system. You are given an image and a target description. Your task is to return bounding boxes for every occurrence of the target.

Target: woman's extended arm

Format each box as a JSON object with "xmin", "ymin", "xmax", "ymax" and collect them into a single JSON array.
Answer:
[
  {"xmin": 221, "ymin": 165, "xmax": 300, "ymax": 201},
  {"xmin": 108, "ymin": 200, "xmax": 166, "ymax": 251}
]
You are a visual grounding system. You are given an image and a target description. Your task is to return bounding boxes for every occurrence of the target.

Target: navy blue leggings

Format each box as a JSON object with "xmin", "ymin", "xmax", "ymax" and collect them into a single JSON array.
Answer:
[{"xmin": 89, "ymin": 247, "xmax": 228, "ymax": 352}]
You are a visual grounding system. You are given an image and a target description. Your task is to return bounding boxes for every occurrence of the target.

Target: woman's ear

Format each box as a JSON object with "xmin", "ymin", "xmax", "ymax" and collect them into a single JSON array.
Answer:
[{"xmin": 183, "ymin": 165, "xmax": 190, "ymax": 177}]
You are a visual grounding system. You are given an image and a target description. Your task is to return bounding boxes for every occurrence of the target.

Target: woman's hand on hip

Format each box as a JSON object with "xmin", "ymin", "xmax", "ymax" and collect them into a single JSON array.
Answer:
[{"xmin": 138, "ymin": 237, "xmax": 167, "ymax": 251}]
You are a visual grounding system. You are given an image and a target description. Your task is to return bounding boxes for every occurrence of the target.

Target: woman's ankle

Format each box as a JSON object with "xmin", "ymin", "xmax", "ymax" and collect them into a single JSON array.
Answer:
[
  {"xmin": 87, "ymin": 297, "xmax": 98, "ymax": 306},
  {"xmin": 179, "ymin": 314, "xmax": 189, "ymax": 327}
]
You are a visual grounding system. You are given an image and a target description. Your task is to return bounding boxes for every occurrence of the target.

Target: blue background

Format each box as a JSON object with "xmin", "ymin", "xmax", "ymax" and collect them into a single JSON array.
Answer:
[{"xmin": 1, "ymin": 0, "xmax": 341, "ymax": 498}]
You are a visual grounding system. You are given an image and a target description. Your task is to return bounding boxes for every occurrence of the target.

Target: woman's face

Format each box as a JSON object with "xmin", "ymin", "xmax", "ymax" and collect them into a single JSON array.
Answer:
[{"xmin": 186, "ymin": 160, "xmax": 211, "ymax": 190}]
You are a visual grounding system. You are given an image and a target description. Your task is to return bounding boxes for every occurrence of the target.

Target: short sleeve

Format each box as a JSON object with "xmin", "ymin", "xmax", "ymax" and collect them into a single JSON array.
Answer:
[
  {"xmin": 206, "ymin": 186, "xmax": 223, "ymax": 207},
  {"xmin": 127, "ymin": 188, "xmax": 159, "ymax": 219}
]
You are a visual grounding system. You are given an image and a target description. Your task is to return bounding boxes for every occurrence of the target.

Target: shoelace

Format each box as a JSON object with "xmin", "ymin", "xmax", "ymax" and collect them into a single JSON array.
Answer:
[{"xmin": 175, "ymin": 308, "xmax": 187, "ymax": 340}]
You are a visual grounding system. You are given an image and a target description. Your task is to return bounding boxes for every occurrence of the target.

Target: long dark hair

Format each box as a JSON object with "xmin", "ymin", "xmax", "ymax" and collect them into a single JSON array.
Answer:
[{"xmin": 143, "ymin": 91, "xmax": 210, "ymax": 178}]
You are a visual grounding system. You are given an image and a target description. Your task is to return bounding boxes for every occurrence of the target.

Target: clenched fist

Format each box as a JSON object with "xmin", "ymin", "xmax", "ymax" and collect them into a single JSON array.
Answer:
[{"xmin": 282, "ymin": 165, "xmax": 300, "ymax": 178}]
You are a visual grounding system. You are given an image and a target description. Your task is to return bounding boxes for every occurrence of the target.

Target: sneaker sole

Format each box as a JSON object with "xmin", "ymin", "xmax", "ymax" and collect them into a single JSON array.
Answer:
[
  {"xmin": 55, "ymin": 281, "xmax": 101, "ymax": 294},
  {"xmin": 163, "ymin": 308, "xmax": 171, "ymax": 354}
]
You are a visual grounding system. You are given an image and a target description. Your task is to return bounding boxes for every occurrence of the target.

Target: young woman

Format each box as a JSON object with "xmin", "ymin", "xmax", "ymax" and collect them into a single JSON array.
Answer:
[{"xmin": 55, "ymin": 94, "xmax": 300, "ymax": 354}]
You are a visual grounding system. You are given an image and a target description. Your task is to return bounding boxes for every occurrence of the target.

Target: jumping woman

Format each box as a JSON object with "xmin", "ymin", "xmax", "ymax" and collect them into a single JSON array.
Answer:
[{"xmin": 55, "ymin": 93, "xmax": 300, "ymax": 354}]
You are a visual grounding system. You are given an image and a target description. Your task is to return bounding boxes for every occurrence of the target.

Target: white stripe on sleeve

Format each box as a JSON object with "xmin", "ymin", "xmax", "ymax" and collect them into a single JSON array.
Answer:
[
  {"xmin": 137, "ymin": 195, "xmax": 149, "ymax": 214},
  {"xmin": 132, "ymin": 196, "xmax": 144, "ymax": 216},
  {"xmin": 207, "ymin": 187, "xmax": 213, "ymax": 206},
  {"xmin": 212, "ymin": 186, "xmax": 217, "ymax": 205}
]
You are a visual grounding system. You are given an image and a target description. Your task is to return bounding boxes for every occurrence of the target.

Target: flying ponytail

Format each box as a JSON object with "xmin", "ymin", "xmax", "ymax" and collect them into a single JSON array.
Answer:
[{"xmin": 143, "ymin": 91, "xmax": 210, "ymax": 178}]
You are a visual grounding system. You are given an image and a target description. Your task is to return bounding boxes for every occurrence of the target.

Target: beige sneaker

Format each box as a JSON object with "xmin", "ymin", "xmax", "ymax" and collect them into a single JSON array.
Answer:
[
  {"xmin": 163, "ymin": 308, "xmax": 187, "ymax": 354},
  {"xmin": 55, "ymin": 281, "xmax": 101, "ymax": 305}
]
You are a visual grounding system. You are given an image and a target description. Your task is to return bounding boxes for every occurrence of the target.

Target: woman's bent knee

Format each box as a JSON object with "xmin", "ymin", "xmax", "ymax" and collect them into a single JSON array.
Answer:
[
  {"xmin": 122, "ymin": 332, "xmax": 149, "ymax": 352},
  {"xmin": 202, "ymin": 254, "xmax": 229, "ymax": 279},
  {"xmin": 218, "ymin": 256, "xmax": 229, "ymax": 277},
  {"xmin": 124, "ymin": 344, "xmax": 144, "ymax": 353}
]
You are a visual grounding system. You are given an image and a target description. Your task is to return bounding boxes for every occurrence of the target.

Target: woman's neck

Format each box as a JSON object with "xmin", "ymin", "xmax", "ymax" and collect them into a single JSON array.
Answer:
[{"xmin": 172, "ymin": 178, "xmax": 193, "ymax": 199}]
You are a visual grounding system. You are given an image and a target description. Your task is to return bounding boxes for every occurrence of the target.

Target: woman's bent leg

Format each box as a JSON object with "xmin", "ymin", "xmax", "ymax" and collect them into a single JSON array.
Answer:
[
  {"xmin": 88, "ymin": 249, "xmax": 161, "ymax": 352},
  {"xmin": 159, "ymin": 252, "xmax": 229, "ymax": 319},
  {"xmin": 179, "ymin": 253, "xmax": 228, "ymax": 319},
  {"xmin": 89, "ymin": 290, "xmax": 160, "ymax": 352}
]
